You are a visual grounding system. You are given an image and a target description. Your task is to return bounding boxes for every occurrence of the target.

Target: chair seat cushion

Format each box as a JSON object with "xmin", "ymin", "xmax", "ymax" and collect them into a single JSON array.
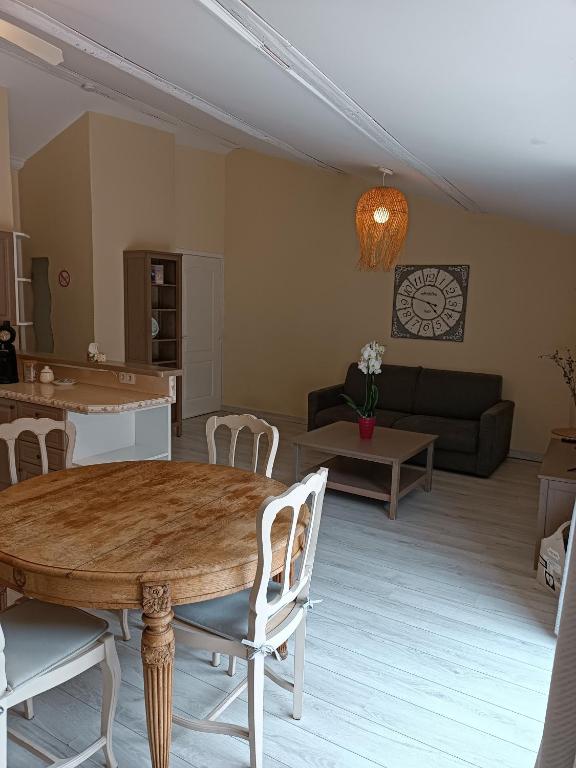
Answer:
[
  {"xmin": 174, "ymin": 581, "xmax": 283, "ymax": 641},
  {"xmin": 2, "ymin": 600, "xmax": 108, "ymax": 690},
  {"xmin": 394, "ymin": 414, "xmax": 479, "ymax": 454}
]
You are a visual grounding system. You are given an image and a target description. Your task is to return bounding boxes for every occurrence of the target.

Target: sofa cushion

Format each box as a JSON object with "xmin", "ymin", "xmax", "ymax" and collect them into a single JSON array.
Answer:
[
  {"xmin": 414, "ymin": 368, "xmax": 502, "ymax": 420},
  {"xmin": 314, "ymin": 405, "xmax": 406, "ymax": 429},
  {"xmin": 344, "ymin": 364, "xmax": 421, "ymax": 413},
  {"xmin": 394, "ymin": 414, "xmax": 479, "ymax": 454}
]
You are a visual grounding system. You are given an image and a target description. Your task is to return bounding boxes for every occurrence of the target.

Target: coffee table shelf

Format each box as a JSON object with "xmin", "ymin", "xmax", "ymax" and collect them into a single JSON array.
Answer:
[
  {"xmin": 293, "ymin": 421, "xmax": 437, "ymax": 519},
  {"xmin": 308, "ymin": 456, "xmax": 428, "ymax": 503}
]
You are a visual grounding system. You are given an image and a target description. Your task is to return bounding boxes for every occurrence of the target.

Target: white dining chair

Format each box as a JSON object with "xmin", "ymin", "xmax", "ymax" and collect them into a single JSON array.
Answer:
[
  {"xmin": 172, "ymin": 467, "xmax": 328, "ymax": 768},
  {"xmin": 206, "ymin": 414, "xmax": 280, "ymax": 478},
  {"xmin": 0, "ymin": 599, "xmax": 120, "ymax": 767},
  {"xmin": 0, "ymin": 418, "xmax": 76, "ymax": 613},
  {"xmin": 0, "ymin": 418, "xmax": 131, "ymax": 643},
  {"xmin": 205, "ymin": 413, "xmax": 281, "ymax": 671}
]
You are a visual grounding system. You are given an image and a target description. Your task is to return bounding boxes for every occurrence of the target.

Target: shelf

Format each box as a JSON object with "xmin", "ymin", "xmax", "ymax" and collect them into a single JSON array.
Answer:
[
  {"xmin": 152, "ymin": 337, "xmax": 178, "ymax": 342},
  {"xmin": 151, "ymin": 308, "xmax": 176, "ymax": 312},
  {"xmin": 156, "ymin": 360, "xmax": 177, "ymax": 366},
  {"xmin": 75, "ymin": 444, "xmax": 170, "ymax": 466},
  {"xmin": 16, "ymin": 277, "xmax": 32, "ymax": 283},
  {"xmin": 152, "ymin": 283, "xmax": 176, "ymax": 288}
]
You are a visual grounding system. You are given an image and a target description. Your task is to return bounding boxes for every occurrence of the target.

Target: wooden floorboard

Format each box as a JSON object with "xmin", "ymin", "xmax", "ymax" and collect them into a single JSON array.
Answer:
[{"xmin": 8, "ymin": 412, "xmax": 557, "ymax": 767}]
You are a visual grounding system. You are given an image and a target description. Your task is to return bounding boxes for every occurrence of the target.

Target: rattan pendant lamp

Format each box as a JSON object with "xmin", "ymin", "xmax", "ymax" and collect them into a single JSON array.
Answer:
[{"xmin": 355, "ymin": 168, "xmax": 409, "ymax": 271}]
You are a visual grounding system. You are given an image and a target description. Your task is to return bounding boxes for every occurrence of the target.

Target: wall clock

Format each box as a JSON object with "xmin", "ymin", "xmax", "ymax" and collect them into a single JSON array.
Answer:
[{"xmin": 391, "ymin": 264, "xmax": 469, "ymax": 342}]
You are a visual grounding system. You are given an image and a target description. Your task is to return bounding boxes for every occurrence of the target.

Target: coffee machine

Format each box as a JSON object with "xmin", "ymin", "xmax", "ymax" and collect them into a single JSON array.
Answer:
[{"xmin": 0, "ymin": 321, "xmax": 18, "ymax": 384}]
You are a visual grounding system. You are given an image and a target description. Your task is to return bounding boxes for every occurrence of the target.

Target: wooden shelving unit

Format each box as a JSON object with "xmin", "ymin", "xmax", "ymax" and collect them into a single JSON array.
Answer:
[
  {"xmin": 0, "ymin": 231, "xmax": 33, "ymax": 351},
  {"xmin": 124, "ymin": 250, "xmax": 182, "ymax": 435}
]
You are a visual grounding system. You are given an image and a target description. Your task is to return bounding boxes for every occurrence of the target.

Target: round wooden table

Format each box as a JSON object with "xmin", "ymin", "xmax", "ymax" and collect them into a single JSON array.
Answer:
[{"xmin": 0, "ymin": 461, "xmax": 297, "ymax": 768}]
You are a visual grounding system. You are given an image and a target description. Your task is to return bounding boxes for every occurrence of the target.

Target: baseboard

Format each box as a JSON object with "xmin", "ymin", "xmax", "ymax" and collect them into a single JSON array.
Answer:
[
  {"xmin": 221, "ymin": 404, "xmax": 306, "ymax": 425},
  {"xmin": 508, "ymin": 449, "xmax": 543, "ymax": 462}
]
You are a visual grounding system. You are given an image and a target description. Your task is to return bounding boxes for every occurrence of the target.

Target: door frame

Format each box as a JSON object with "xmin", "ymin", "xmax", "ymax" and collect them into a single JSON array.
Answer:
[{"xmin": 178, "ymin": 250, "xmax": 224, "ymax": 417}]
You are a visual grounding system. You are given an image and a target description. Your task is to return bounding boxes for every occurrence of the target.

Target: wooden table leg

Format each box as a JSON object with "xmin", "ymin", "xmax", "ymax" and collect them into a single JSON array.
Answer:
[
  {"xmin": 141, "ymin": 584, "xmax": 175, "ymax": 768},
  {"xmin": 425, "ymin": 444, "xmax": 434, "ymax": 492},
  {"xmin": 389, "ymin": 460, "xmax": 400, "ymax": 520}
]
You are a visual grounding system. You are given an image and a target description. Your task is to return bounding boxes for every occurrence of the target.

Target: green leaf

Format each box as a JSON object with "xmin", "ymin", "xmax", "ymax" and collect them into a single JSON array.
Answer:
[{"xmin": 340, "ymin": 393, "xmax": 364, "ymax": 417}]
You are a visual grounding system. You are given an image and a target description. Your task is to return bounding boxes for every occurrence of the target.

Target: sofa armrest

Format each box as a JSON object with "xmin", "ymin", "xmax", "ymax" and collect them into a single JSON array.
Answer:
[
  {"xmin": 477, "ymin": 400, "xmax": 515, "ymax": 477},
  {"xmin": 307, "ymin": 383, "xmax": 345, "ymax": 431}
]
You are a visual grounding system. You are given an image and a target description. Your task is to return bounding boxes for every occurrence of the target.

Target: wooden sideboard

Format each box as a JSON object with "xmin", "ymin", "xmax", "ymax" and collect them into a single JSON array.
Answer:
[{"xmin": 535, "ymin": 438, "xmax": 576, "ymax": 567}]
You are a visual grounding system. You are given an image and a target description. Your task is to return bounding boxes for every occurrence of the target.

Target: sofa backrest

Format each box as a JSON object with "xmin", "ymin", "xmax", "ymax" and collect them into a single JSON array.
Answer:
[
  {"xmin": 344, "ymin": 363, "xmax": 422, "ymax": 414},
  {"xmin": 414, "ymin": 368, "xmax": 502, "ymax": 420}
]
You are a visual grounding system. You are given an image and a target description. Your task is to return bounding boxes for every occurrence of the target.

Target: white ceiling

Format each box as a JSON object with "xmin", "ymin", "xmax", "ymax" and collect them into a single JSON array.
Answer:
[{"xmin": 0, "ymin": 0, "xmax": 575, "ymax": 229}]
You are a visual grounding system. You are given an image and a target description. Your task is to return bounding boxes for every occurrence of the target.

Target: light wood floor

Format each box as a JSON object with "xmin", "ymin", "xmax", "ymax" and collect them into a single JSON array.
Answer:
[{"xmin": 9, "ymin": 413, "xmax": 557, "ymax": 768}]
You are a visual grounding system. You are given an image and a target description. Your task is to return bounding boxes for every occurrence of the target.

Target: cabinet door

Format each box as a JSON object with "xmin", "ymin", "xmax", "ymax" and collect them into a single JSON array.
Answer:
[
  {"xmin": 0, "ymin": 232, "xmax": 15, "ymax": 324},
  {"xmin": 0, "ymin": 401, "xmax": 17, "ymax": 489}
]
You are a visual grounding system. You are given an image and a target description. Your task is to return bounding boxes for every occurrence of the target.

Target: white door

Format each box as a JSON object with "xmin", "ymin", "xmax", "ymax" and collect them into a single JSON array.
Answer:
[{"xmin": 181, "ymin": 254, "xmax": 223, "ymax": 418}]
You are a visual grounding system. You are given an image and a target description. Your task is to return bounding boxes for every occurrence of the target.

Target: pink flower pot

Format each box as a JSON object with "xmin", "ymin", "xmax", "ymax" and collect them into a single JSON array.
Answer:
[{"xmin": 358, "ymin": 416, "xmax": 376, "ymax": 439}]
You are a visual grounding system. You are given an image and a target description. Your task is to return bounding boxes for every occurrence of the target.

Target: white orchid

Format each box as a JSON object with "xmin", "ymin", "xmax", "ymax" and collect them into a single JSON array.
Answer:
[{"xmin": 342, "ymin": 340, "xmax": 387, "ymax": 418}]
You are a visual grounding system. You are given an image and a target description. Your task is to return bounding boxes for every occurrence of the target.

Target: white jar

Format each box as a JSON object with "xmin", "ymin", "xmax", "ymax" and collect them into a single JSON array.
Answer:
[{"xmin": 39, "ymin": 365, "xmax": 54, "ymax": 384}]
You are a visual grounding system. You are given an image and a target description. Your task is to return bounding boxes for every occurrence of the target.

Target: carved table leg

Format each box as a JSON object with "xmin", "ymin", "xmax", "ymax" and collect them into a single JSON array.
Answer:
[
  {"xmin": 0, "ymin": 587, "xmax": 7, "ymax": 612},
  {"xmin": 141, "ymin": 584, "xmax": 175, "ymax": 768}
]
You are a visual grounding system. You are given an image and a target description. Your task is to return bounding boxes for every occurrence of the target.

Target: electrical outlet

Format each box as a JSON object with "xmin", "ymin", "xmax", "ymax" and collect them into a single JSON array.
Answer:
[{"xmin": 119, "ymin": 372, "xmax": 136, "ymax": 385}]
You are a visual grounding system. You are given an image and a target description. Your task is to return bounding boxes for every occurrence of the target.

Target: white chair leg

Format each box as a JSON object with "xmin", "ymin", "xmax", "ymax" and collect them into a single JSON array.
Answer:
[
  {"xmin": 248, "ymin": 654, "xmax": 265, "ymax": 768},
  {"xmin": 211, "ymin": 652, "xmax": 221, "ymax": 667},
  {"xmin": 24, "ymin": 698, "xmax": 34, "ymax": 720},
  {"xmin": 119, "ymin": 609, "xmax": 131, "ymax": 642},
  {"xmin": 101, "ymin": 635, "xmax": 121, "ymax": 768},
  {"xmin": 293, "ymin": 619, "xmax": 306, "ymax": 720},
  {"xmin": 227, "ymin": 655, "xmax": 237, "ymax": 677},
  {"xmin": 0, "ymin": 704, "xmax": 6, "ymax": 768}
]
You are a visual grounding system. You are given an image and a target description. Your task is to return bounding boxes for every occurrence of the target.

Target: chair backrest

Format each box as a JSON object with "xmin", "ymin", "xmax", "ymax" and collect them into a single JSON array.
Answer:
[
  {"xmin": 248, "ymin": 467, "xmax": 328, "ymax": 645},
  {"xmin": 206, "ymin": 414, "xmax": 279, "ymax": 478},
  {"xmin": 0, "ymin": 417, "xmax": 76, "ymax": 485}
]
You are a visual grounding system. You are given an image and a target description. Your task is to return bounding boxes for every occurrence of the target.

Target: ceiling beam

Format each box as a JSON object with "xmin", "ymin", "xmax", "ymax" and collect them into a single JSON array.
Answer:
[
  {"xmin": 0, "ymin": 0, "xmax": 343, "ymax": 171},
  {"xmin": 197, "ymin": 0, "xmax": 481, "ymax": 211},
  {"xmin": 0, "ymin": 38, "xmax": 239, "ymax": 154}
]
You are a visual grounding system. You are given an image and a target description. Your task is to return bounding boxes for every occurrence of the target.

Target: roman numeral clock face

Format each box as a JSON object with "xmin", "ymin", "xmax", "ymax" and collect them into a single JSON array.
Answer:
[{"xmin": 392, "ymin": 265, "xmax": 469, "ymax": 342}]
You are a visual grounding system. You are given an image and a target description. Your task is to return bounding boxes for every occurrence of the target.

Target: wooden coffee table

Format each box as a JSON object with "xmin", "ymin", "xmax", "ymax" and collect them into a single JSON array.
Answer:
[{"xmin": 293, "ymin": 421, "xmax": 437, "ymax": 519}]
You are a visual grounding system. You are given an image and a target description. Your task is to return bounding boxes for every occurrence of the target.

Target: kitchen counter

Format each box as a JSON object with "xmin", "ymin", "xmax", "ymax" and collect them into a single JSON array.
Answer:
[
  {"xmin": 0, "ymin": 382, "xmax": 173, "ymax": 414},
  {"xmin": 17, "ymin": 351, "xmax": 182, "ymax": 378}
]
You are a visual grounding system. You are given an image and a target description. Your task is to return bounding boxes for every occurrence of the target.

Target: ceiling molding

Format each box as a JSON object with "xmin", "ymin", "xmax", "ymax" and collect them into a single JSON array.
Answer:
[
  {"xmin": 196, "ymin": 0, "xmax": 481, "ymax": 212},
  {"xmin": 10, "ymin": 153, "xmax": 24, "ymax": 169},
  {"xmin": 0, "ymin": 0, "xmax": 343, "ymax": 171}
]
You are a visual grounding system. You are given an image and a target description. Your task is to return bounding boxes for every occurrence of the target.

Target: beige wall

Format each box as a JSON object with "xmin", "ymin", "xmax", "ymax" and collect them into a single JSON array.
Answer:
[
  {"xmin": 224, "ymin": 149, "xmax": 576, "ymax": 455},
  {"xmin": 18, "ymin": 112, "xmax": 226, "ymax": 363},
  {"xmin": 0, "ymin": 88, "xmax": 14, "ymax": 230},
  {"xmin": 11, "ymin": 170, "xmax": 20, "ymax": 231},
  {"xmin": 19, "ymin": 114, "xmax": 94, "ymax": 360},
  {"xmin": 88, "ymin": 113, "xmax": 176, "ymax": 361},
  {"xmin": 175, "ymin": 146, "xmax": 225, "ymax": 253}
]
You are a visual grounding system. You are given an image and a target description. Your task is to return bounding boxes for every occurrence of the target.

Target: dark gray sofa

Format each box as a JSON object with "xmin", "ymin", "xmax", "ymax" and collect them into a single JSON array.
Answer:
[{"xmin": 308, "ymin": 364, "xmax": 514, "ymax": 477}]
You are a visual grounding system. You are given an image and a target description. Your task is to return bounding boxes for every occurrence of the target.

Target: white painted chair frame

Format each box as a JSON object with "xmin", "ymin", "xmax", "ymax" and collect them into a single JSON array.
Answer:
[
  {"xmin": 0, "ymin": 625, "xmax": 120, "ymax": 768},
  {"xmin": 206, "ymin": 414, "xmax": 280, "ymax": 479},
  {"xmin": 205, "ymin": 414, "xmax": 281, "ymax": 668},
  {"xmin": 173, "ymin": 468, "xmax": 328, "ymax": 768},
  {"xmin": 0, "ymin": 417, "xmax": 76, "ymax": 485}
]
